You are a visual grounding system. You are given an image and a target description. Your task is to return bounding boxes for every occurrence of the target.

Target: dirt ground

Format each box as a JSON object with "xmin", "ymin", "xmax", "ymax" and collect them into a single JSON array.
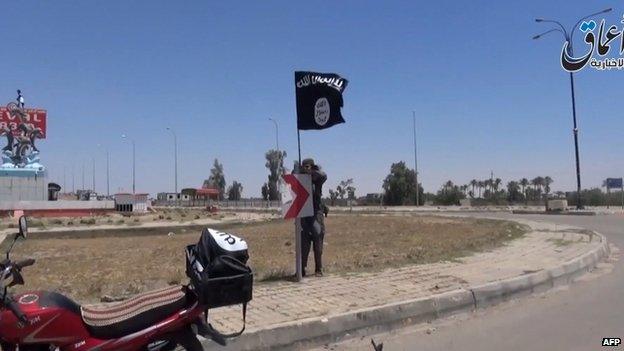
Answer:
[
  {"xmin": 9, "ymin": 214, "xmax": 525, "ymax": 303},
  {"xmin": 0, "ymin": 208, "xmax": 260, "ymax": 231}
]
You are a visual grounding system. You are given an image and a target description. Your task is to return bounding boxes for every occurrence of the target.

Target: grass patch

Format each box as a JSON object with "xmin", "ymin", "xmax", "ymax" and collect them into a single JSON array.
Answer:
[
  {"xmin": 11, "ymin": 214, "xmax": 525, "ymax": 303},
  {"xmin": 79, "ymin": 218, "xmax": 96, "ymax": 225}
]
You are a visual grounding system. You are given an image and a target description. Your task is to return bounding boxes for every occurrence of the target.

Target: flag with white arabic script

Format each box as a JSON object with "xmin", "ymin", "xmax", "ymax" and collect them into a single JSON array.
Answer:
[{"xmin": 295, "ymin": 71, "xmax": 348, "ymax": 130}]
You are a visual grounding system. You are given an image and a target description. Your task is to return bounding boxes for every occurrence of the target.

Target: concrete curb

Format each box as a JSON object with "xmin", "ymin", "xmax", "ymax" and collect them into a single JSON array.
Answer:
[
  {"xmin": 212, "ymin": 230, "xmax": 610, "ymax": 350},
  {"xmin": 511, "ymin": 210, "xmax": 596, "ymax": 216}
]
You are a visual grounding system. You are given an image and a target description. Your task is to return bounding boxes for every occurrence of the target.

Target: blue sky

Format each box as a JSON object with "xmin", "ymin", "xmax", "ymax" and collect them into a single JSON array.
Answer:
[{"xmin": 1, "ymin": 1, "xmax": 622, "ymax": 197}]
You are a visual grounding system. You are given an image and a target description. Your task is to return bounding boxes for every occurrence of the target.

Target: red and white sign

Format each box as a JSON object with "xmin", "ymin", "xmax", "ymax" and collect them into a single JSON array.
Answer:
[
  {"xmin": 0, "ymin": 108, "xmax": 47, "ymax": 138},
  {"xmin": 281, "ymin": 174, "xmax": 313, "ymax": 219}
]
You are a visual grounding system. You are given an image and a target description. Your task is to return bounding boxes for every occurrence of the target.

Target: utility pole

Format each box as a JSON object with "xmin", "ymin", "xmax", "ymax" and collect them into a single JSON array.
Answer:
[
  {"xmin": 82, "ymin": 162, "xmax": 85, "ymax": 190},
  {"xmin": 106, "ymin": 149, "xmax": 110, "ymax": 197},
  {"xmin": 92, "ymin": 157, "xmax": 96, "ymax": 193},
  {"xmin": 412, "ymin": 111, "xmax": 419, "ymax": 206}
]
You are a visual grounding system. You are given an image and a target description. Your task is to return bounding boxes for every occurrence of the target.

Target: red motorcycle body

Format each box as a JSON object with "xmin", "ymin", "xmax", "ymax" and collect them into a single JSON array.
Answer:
[{"xmin": 0, "ymin": 289, "xmax": 203, "ymax": 351}]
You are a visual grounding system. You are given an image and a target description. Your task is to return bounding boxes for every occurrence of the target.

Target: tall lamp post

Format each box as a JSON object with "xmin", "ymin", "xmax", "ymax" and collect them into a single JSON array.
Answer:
[
  {"xmin": 533, "ymin": 7, "xmax": 612, "ymax": 210},
  {"xmin": 166, "ymin": 127, "xmax": 178, "ymax": 194},
  {"xmin": 91, "ymin": 157, "xmax": 96, "ymax": 193},
  {"xmin": 121, "ymin": 134, "xmax": 136, "ymax": 194},
  {"xmin": 268, "ymin": 117, "xmax": 279, "ymax": 152},
  {"xmin": 412, "ymin": 111, "xmax": 419, "ymax": 207}
]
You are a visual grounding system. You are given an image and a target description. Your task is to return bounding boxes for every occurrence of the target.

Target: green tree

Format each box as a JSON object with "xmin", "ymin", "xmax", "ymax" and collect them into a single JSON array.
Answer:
[
  {"xmin": 470, "ymin": 179, "xmax": 477, "ymax": 198},
  {"xmin": 227, "ymin": 181, "xmax": 243, "ymax": 201},
  {"xmin": 265, "ymin": 149, "xmax": 287, "ymax": 201},
  {"xmin": 433, "ymin": 181, "xmax": 466, "ymax": 205},
  {"xmin": 507, "ymin": 181, "xmax": 523, "ymax": 203},
  {"xmin": 530, "ymin": 177, "xmax": 542, "ymax": 200},
  {"xmin": 520, "ymin": 178, "xmax": 529, "ymax": 203},
  {"xmin": 544, "ymin": 176, "xmax": 554, "ymax": 197},
  {"xmin": 336, "ymin": 178, "xmax": 356, "ymax": 201},
  {"xmin": 328, "ymin": 189, "xmax": 339, "ymax": 206},
  {"xmin": 261, "ymin": 183, "xmax": 269, "ymax": 201},
  {"xmin": 382, "ymin": 161, "xmax": 423, "ymax": 205},
  {"xmin": 204, "ymin": 159, "xmax": 226, "ymax": 200}
]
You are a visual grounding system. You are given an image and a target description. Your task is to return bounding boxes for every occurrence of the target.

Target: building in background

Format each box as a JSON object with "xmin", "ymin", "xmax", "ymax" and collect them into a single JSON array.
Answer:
[{"xmin": 114, "ymin": 193, "xmax": 149, "ymax": 213}]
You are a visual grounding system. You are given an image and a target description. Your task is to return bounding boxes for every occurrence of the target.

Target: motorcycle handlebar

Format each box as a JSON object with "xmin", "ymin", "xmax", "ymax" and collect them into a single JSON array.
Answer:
[{"xmin": 5, "ymin": 298, "xmax": 27, "ymax": 324}]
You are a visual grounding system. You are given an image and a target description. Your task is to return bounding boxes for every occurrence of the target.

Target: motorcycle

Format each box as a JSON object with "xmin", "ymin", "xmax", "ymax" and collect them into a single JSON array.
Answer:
[{"xmin": 0, "ymin": 216, "xmax": 252, "ymax": 351}]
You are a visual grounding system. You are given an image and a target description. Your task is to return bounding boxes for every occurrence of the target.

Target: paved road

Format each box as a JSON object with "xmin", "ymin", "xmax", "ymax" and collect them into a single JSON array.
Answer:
[{"xmin": 311, "ymin": 213, "xmax": 624, "ymax": 351}]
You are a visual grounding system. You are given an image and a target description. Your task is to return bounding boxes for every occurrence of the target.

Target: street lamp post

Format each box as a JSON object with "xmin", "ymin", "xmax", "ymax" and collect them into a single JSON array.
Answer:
[
  {"xmin": 268, "ymin": 117, "xmax": 279, "ymax": 152},
  {"xmin": 92, "ymin": 157, "xmax": 96, "ymax": 193},
  {"xmin": 166, "ymin": 127, "xmax": 178, "ymax": 194},
  {"xmin": 412, "ymin": 111, "xmax": 419, "ymax": 207},
  {"xmin": 82, "ymin": 162, "xmax": 85, "ymax": 191},
  {"xmin": 533, "ymin": 8, "xmax": 612, "ymax": 210},
  {"xmin": 106, "ymin": 149, "xmax": 110, "ymax": 197},
  {"xmin": 121, "ymin": 134, "xmax": 136, "ymax": 194}
]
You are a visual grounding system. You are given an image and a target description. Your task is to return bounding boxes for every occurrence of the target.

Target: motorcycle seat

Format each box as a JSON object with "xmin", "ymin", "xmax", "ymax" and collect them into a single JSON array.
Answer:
[{"xmin": 81, "ymin": 285, "xmax": 188, "ymax": 339}]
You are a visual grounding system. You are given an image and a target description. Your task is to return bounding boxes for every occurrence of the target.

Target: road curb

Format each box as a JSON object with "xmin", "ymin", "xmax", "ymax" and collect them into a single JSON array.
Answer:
[{"xmin": 211, "ymin": 230, "xmax": 610, "ymax": 350}]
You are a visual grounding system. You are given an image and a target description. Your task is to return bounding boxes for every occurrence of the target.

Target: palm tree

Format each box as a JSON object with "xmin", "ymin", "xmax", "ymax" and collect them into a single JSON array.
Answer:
[
  {"xmin": 443, "ymin": 180, "xmax": 454, "ymax": 194},
  {"xmin": 544, "ymin": 176, "xmax": 554, "ymax": 197},
  {"xmin": 531, "ymin": 177, "xmax": 541, "ymax": 200},
  {"xmin": 477, "ymin": 181, "xmax": 484, "ymax": 198},
  {"xmin": 520, "ymin": 178, "xmax": 529, "ymax": 203},
  {"xmin": 494, "ymin": 178, "xmax": 502, "ymax": 192},
  {"xmin": 483, "ymin": 179, "xmax": 493, "ymax": 198},
  {"xmin": 470, "ymin": 179, "xmax": 477, "ymax": 197},
  {"xmin": 507, "ymin": 181, "xmax": 520, "ymax": 203},
  {"xmin": 460, "ymin": 184, "xmax": 469, "ymax": 196}
]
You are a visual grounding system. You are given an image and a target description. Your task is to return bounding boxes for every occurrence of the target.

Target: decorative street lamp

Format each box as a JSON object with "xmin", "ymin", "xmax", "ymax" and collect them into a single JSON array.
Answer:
[{"xmin": 533, "ymin": 8, "xmax": 612, "ymax": 209}]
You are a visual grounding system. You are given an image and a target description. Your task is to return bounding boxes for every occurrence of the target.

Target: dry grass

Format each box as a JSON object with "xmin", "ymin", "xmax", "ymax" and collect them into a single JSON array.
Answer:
[
  {"xmin": 9, "ymin": 214, "xmax": 525, "ymax": 303},
  {"xmin": 0, "ymin": 208, "xmax": 227, "ymax": 230}
]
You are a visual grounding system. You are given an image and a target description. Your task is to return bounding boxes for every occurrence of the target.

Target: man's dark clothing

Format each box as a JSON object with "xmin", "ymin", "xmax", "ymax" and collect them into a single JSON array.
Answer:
[
  {"xmin": 301, "ymin": 210, "xmax": 324, "ymax": 274},
  {"xmin": 301, "ymin": 168, "xmax": 327, "ymax": 274}
]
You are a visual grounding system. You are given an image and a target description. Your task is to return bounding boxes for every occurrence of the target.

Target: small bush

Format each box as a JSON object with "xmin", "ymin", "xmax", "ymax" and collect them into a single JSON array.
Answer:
[
  {"xmin": 165, "ymin": 216, "xmax": 172, "ymax": 220},
  {"xmin": 29, "ymin": 219, "xmax": 45, "ymax": 228},
  {"xmin": 194, "ymin": 215, "xmax": 200, "ymax": 219},
  {"xmin": 116, "ymin": 219, "xmax": 125, "ymax": 224},
  {"xmin": 80, "ymin": 218, "xmax": 96, "ymax": 225},
  {"xmin": 67, "ymin": 221, "xmax": 74, "ymax": 226}
]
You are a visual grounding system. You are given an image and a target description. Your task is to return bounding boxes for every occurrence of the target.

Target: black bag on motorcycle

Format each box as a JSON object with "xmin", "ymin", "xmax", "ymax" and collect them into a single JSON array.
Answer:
[{"xmin": 185, "ymin": 228, "xmax": 253, "ymax": 308}]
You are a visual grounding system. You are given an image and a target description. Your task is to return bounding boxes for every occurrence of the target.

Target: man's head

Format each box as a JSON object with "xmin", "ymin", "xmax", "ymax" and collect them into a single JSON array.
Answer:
[
  {"xmin": 301, "ymin": 158, "xmax": 315, "ymax": 173},
  {"xmin": 17, "ymin": 90, "xmax": 21, "ymax": 94}
]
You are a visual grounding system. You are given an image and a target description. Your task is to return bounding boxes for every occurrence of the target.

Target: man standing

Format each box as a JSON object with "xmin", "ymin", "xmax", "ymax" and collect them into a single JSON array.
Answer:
[{"xmin": 300, "ymin": 158, "xmax": 327, "ymax": 277}]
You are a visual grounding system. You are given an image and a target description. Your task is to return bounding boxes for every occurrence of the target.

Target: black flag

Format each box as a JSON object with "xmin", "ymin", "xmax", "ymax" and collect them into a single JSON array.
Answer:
[{"xmin": 295, "ymin": 71, "xmax": 348, "ymax": 130}]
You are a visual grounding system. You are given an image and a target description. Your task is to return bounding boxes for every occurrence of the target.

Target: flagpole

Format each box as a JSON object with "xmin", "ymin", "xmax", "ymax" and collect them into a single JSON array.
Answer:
[
  {"xmin": 297, "ymin": 129, "xmax": 302, "ymax": 166},
  {"xmin": 295, "ymin": 127, "xmax": 303, "ymax": 282}
]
